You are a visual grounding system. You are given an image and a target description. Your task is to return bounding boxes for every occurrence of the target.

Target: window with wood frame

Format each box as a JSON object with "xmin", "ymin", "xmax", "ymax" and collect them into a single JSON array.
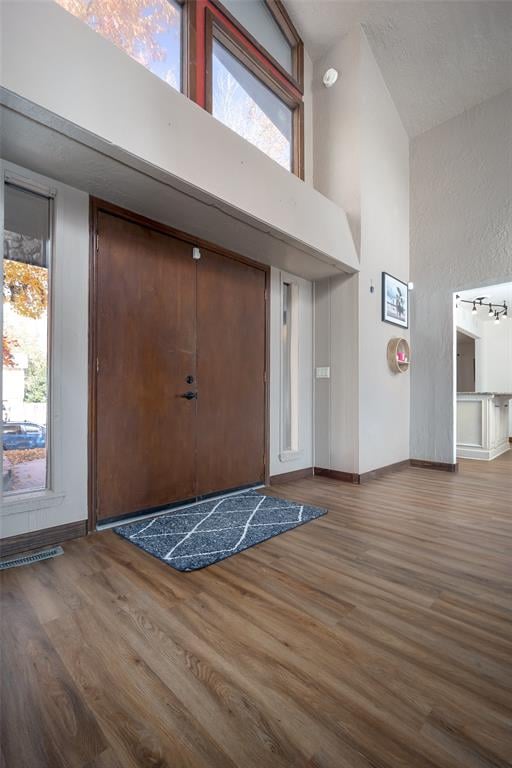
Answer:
[
  {"xmin": 209, "ymin": 30, "xmax": 295, "ymax": 171},
  {"xmin": 55, "ymin": 0, "xmax": 184, "ymax": 92},
  {"xmin": 200, "ymin": 2, "xmax": 304, "ymax": 177},
  {"xmin": 54, "ymin": 0, "xmax": 305, "ymax": 176}
]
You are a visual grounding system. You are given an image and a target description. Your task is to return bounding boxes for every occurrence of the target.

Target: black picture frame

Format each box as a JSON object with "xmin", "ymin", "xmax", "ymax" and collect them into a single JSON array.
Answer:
[{"xmin": 382, "ymin": 272, "xmax": 408, "ymax": 328}]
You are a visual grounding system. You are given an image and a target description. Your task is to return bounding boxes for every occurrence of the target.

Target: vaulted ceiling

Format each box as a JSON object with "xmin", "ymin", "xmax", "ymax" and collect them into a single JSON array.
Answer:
[{"xmin": 287, "ymin": 1, "xmax": 512, "ymax": 136}]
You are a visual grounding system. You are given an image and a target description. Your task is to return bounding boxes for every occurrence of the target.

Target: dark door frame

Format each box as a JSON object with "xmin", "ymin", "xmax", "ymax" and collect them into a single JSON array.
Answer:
[{"xmin": 88, "ymin": 197, "xmax": 270, "ymax": 532}]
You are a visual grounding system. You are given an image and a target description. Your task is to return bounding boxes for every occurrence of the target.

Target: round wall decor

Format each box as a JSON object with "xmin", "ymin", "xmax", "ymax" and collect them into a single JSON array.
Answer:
[{"xmin": 387, "ymin": 337, "xmax": 410, "ymax": 373}]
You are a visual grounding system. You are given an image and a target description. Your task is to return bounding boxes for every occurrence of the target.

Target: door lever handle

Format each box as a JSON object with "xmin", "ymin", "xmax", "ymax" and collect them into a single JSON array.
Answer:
[{"xmin": 180, "ymin": 391, "xmax": 198, "ymax": 400}]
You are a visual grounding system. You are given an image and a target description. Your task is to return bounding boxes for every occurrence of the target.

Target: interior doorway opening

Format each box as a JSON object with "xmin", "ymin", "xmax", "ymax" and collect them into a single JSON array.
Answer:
[
  {"xmin": 456, "ymin": 331, "xmax": 476, "ymax": 392},
  {"xmin": 454, "ymin": 282, "xmax": 512, "ymax": 462}
]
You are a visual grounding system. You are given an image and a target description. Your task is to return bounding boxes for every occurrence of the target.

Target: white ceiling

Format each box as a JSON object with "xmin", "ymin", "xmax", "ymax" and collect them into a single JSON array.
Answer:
[{"xmin": 287, "ymin": 1, "xmax": 512, "ymax": 136}]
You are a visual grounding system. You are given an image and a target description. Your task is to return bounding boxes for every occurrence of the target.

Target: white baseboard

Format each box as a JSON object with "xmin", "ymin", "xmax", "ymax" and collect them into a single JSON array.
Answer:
[{"xmin": 456, "ymin": 443, "xmax": 510, "ymax": 461}]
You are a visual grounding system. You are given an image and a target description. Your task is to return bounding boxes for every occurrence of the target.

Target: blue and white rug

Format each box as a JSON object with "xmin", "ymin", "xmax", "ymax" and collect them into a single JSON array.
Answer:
[{"xmin": 114, "ymin": 489, "xmax": 326, "ymax": 571}]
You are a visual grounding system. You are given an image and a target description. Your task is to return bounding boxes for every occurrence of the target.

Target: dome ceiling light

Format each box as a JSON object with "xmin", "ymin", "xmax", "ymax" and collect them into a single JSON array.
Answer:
[{"xmin": 323, "ymin": 68, "xmax": 339, "ymax": 88}]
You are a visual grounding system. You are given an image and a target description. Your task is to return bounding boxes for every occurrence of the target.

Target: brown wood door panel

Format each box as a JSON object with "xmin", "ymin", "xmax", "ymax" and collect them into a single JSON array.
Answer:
[
  {"xmin": 95, "ymin": 212, "xmax": 197, "ymax": 521},
  {"xmin": 196, "ymin": 250, "xmax": 266, "ymax": 496},
  {"xmin": 91, "ymin": 203, "xmax": 268, "ymax": 526}
]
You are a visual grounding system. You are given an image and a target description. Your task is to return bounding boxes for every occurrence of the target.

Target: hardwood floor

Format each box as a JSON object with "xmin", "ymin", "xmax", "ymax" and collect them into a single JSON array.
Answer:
[{"xmin": 1, "ymin": 453, "xmax": 511, "ymax": 768}]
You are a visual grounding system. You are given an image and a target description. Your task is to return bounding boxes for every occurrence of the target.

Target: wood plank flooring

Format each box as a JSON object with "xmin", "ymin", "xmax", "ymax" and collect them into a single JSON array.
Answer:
[{"xmin": 1, "ymin": 453, "xmax": 511, "ymax": 768}]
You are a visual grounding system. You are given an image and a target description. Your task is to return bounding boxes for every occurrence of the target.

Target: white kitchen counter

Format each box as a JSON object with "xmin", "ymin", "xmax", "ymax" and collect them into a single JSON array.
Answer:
[{"xmin": 457, "ymin": 393, "xmax": 511, "ymax": 460}]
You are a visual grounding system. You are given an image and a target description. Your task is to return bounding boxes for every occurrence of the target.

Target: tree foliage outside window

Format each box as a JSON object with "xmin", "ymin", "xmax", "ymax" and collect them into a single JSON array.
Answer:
[
  {"xmin": 3, "ymin": 235, "xmax": 48, "ymax": 384},
  {"xmin": 56, "ymin": 0, "xmax": 181, "ymax": 89},
  {"xmin": 213, "ymin": 53, "xmax": 291, "ymax": 169},
  {"xmin": 3, "ymin": 260, "xmax": 48, "ymax": 320},
  {"xmin": 24, "ymin": 353, "xmax": 48, "ymax": 403},
  {"xmin": 2, "ymin": 336, "xmax": 16, "ymax": 369}
]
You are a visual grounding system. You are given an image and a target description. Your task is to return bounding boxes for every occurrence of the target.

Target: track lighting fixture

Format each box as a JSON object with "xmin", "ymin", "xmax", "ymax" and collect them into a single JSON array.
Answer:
[{"xmin": 457, "ymin": 296, "xmax": 508, "ymax": 324}]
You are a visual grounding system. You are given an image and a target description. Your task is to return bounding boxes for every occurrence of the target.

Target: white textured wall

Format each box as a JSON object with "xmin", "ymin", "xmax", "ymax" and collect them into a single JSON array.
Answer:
[
  {"xmin": 358, "ymin": 33, "xmax": 410, "ymax": 473},
  {"xmin": 479, "ymin": 321, "xmax": 512, "ymax": 394},
  {"xmin": 0, "ymin": 161, "xmax": 89, "ymax": 537},
  {"xmin": 313, "ymin": 29, "xmax": 410, "ymax": 474},
  {"xmin": 313, "ymin": 28, "xmax": 362, "ymax": 255},
  {"xmin": 456, "ymin": 305, "xmax": 484, "ymax": 340},
  {"xmin": 313, "ymin": 273, "xmax": 359, "ymax": 472},
  {"xmin": 410, "ymin": 89, "xmax": 512, "ymax": 463},
  {"xmin": 303, "ymin": 49, "xmax": 315, "ymax": 188},
  {"xmin": 312, "ymin": 30, "xmax": 360, "ymax": 472}
]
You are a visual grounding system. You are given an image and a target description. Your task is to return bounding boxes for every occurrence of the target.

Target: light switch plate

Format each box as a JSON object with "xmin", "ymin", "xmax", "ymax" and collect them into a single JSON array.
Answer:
[{"xmin": 316, "ymin": 366, "xmax": 330, "ymax": 379}]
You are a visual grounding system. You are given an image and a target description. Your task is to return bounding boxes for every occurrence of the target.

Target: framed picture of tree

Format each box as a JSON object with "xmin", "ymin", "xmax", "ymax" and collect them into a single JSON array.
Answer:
[{"xmin": 382, "ymin": 272, "xmax": 408, "ymax": 328}]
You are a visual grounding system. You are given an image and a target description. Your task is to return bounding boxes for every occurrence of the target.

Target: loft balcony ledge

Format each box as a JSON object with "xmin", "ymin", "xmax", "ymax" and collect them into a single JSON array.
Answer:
[{"xmin": 0, "ymin": 1, "xmax": 358, "ymax": 279}]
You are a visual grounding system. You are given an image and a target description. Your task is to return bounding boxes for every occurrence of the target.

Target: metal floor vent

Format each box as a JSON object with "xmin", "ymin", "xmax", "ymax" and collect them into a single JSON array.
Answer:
[{"xmin": 0, "ymin": 545, "xmax": 64, "ymax": 571}]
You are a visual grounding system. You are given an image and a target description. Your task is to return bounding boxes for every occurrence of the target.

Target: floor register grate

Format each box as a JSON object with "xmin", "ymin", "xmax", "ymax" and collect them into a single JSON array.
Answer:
[{"xmin": 0, "ymin": 545, "xmax": 64, "ymax": 570}]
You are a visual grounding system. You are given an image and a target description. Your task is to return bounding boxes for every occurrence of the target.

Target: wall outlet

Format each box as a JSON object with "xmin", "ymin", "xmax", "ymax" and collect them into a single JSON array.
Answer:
[{"xmin": 316, "ymin": 366, "xmax": 331, "ymax": 379}]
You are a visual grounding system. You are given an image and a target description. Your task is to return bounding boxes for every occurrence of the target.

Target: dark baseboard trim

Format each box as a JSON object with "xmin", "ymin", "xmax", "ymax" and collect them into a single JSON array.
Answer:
[
  {"xmin": 410, "ymin": 459, "xmax": 458, "ymax": 473},
  {"xmin": 315, "ymin": 457, "xmax": 459, "ymax": 485},
  {"xmin": 0, "ymin": 520, "xmax": 87, "ymax": 559},
  {"xmin": 275, "ymin": 458, "xmax": 461, "ymax": 488},
  {"xmin": 269, "ymin": 467, "xmax": 313, "ymax": 485},
  {"xmin": 314, "ymin": 467, "xmax": 359, "ymax": 484},
  {"xmin": 359, "ymin": 459, "xmax": 411, "ymax": 484}
]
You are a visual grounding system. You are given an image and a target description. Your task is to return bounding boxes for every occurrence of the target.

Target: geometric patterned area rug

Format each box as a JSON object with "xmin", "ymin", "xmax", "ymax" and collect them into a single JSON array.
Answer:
[{"xmin": 114, "ymin": 489, "xmax": 326, "ymax": 572}]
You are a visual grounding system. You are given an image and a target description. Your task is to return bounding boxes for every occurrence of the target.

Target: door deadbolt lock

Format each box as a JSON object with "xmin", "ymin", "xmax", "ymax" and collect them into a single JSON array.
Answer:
[
  {"xmin": 180, "ymin": 391, "xmax": 198, "ymax": 400},
  {"xmin": 186, "ymin": 375, "xmax": 194, "ymax": 384}
]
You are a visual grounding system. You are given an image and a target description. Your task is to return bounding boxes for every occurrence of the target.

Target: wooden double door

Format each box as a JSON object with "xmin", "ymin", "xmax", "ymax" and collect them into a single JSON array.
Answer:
[{"xmin": 92, "ymin": 208, "xmax": 267, "ymax": 524}]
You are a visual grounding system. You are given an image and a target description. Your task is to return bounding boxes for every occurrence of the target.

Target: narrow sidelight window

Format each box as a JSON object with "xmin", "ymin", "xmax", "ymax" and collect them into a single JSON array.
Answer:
[
  {"xmin": 3, "ymin": 184, "xmax": 52, "ymax": 495},
  {"xmin": 281, "ymin": 279, "xmax": 299, "ymax": 453}
]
